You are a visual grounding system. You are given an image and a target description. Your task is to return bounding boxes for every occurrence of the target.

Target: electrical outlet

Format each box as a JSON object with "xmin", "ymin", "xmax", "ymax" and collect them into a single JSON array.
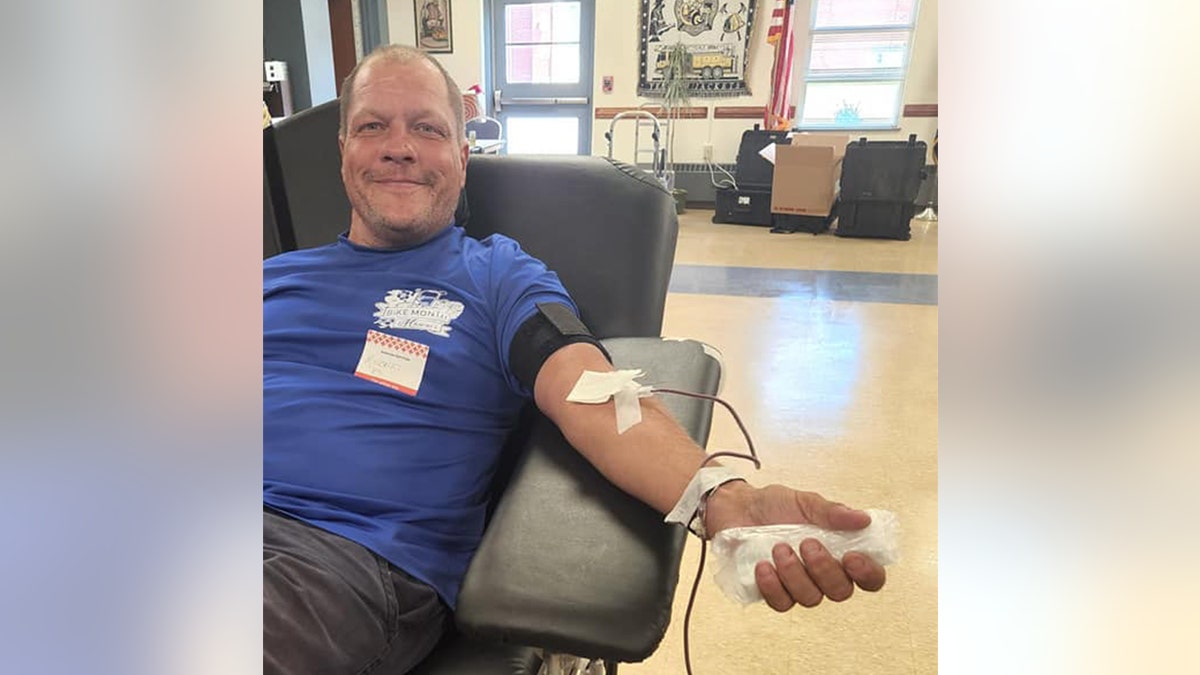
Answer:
[{"xmin": 702, "ymin": 143, "xmax": 714, "ymax": 162}]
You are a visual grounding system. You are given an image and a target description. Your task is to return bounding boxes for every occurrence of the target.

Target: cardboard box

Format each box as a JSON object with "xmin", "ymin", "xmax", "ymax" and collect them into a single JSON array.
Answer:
[{"xmin": 770, "ymin": 133, "xmax": 849, "ymax": 217}]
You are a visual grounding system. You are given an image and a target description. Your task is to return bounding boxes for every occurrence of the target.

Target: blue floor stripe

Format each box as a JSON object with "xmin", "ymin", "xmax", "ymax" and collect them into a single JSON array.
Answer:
[{"xmin": 668, "ymin": 265, "xmax": 938, "ymax": 305}]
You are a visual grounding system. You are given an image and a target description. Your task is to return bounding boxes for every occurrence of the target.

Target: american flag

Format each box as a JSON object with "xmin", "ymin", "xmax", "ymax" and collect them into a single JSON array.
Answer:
[{"xmin": 765, "ymin": 0, "xmax": 796, "ymax": 130}]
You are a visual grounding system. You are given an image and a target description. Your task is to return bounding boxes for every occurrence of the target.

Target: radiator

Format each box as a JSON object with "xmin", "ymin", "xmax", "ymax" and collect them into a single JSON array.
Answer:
[
  {"xmin": 671, "ymin": 163, "xmax": 737, "ymax": 204},
  {"xmin": 631, "ymin": 162, "xmax": 737, "ymax": 204}
]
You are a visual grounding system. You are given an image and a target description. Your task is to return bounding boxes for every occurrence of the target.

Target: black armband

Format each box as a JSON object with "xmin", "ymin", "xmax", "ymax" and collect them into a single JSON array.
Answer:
[{"xmin": 509, "ymin": 302, "xmax": 612, "ymax": 391}]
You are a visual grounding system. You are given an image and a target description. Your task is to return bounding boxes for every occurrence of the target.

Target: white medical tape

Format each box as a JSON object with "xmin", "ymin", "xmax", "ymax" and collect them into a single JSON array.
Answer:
[
  {"xmin": 664, "ymin": 465, "xmax": 746, "ymax": 529},
  {"xmin": 566, "ymin": 369, "xmax": 645, "ymax": 403},
  {"xmin": 613, "ymin": 387, "xmax": 642, "ymax": 434},
  {"xmin": 566, "ymin": 369, "xmax": 654, "ymax": 434}
]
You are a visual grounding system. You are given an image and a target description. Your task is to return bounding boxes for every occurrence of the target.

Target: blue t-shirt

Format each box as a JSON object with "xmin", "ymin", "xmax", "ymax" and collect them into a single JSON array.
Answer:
[{"xmin": 264, "ymin": 226, "xmax": 576, "ymax": 607}]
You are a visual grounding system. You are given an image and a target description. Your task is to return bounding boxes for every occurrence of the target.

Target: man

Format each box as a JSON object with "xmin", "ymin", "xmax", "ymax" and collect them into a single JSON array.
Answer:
[{"xmin": 264, "ymin": 45, "xmax": 886, "ymax": 675}]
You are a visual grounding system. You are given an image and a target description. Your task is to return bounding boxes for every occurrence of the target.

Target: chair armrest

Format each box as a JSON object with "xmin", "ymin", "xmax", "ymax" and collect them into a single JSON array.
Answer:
[{"xmin": 454, "ymin": 337, "xmax": 723, "ymax": 662}]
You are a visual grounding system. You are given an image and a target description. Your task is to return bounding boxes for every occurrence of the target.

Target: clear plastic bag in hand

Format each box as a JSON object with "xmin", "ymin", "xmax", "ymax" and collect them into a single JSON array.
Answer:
[{"xmin": 710, "ymin": 508, "xmax": 900, "ymax": 605}]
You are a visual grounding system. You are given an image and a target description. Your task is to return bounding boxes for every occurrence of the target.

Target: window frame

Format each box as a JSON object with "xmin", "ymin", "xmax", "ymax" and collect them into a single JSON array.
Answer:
[{"xmin": 796, "ymin": 0, "xmax": 920, "ymax": 131}]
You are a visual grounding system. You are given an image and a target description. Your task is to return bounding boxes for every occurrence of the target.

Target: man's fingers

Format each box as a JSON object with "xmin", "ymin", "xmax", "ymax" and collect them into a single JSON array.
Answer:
[
  {"xmin": 826, "ymin": 502, "xmax": 872, "ymax": 531},
  {"xmin": 843, "ymin": 552, "xmax": 887, "ymax": 592},
  {"xmin": 794, "ymin": 491, "xmax": 871, "ymax": 531},
  {"xmin": 754, "ymin": 546, "xmax": 886, "ymax": 611},
  {"xmin": 770, "ymin": 543, "xmax": 823, "ymax": 608},
  {"xmin": 754, "ymin": 560, "xmax": 795, "ymax": 612},
  {"xmin": 797, "ymin": 539, "xmax": 854, "ymax": 602}
]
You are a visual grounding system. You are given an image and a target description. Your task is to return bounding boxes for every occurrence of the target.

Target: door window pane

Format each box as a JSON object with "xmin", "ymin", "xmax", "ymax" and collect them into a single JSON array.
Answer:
[
  {"xmin": 800, "ymin": 81, "xmax": 903, "ymax": 128},
  {"xmin": 506, "ymin": 45, "xmax": 534, "ymax": 82},
  {"xmin": 551, "ymin": 3, "xmax": 581, "ymax": 42},
  {"xmin": 505, "ymin": 2, "xmax": 580, "ymax": 44},
  {"xmin": 506, "ymin": 117, "xmax": 579, "ymax": 154},
  {"xmin": 549, "ymin": 44, "xmax": 579, "ymax": 82},
  {"xmin": 506, "ymin": 44, "xmax": 579, "ymax": 83},
  {"xmin": 506, "ymin": 4, "xmax": 535, "ymax": 43}
]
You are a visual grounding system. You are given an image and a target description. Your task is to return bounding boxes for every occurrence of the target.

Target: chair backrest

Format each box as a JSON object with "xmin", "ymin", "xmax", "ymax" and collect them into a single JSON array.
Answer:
[
  {"xmin": 263, "ymin": 171, "xmax": 286, "ymax": 259},
  {"xmin": 465, "ymin": 116, "xmax": 502, "ymax": 140},
  {"xmin": 263, "ymin": 100, "xmax": 346, "ymax": 250},
  {"xmin": 461, "ymin": 155, "xmax": 676, "ymax": 338},
  {"xmin": 263, "ymin": 98, "xmax": 679, "ymax": 338}
]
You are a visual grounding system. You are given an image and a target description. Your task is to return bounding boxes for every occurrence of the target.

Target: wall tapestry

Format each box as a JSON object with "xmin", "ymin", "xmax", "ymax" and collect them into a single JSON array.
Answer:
[{"xmin": 639, "ymin": 0, "xmax": 758, "ymax": 97}]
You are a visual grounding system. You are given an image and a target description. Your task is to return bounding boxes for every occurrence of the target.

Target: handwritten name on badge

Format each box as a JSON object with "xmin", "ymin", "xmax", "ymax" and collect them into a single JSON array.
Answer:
[{"xmin": 354, "ymin": 330, "xmax": 429, "ymax": 396}]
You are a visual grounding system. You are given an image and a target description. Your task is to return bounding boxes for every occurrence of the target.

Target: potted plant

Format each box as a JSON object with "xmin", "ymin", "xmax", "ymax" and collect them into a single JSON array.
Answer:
[{"xmin": 658, "ymin": 41, "xmax": 693, "ymax": 213}]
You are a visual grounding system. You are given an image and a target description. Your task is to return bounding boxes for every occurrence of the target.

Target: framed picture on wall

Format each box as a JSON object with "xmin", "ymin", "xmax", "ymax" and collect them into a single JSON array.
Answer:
[{"xmin": 415, "ymin": 0, "xmax": 453, "ymax": 53}]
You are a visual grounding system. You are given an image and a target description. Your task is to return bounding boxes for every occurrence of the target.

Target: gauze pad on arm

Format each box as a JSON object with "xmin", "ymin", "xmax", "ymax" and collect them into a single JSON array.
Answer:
[
  {"xmin": 566, "ymin": 369, "xmax": 654, "ymax": 434},
  {"xmin": 710, "ymin": 509, "xmax": 901, "ymax": 605}
]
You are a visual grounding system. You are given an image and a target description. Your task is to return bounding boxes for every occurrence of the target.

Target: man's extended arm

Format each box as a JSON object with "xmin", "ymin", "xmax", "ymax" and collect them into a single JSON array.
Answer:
[{"xmin": 532, "ymin": 342, "xmax": 886, "ymax": 611}]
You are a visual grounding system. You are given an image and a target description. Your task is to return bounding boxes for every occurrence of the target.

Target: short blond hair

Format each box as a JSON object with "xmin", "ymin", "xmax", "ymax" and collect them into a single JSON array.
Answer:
[{"xmin": 338, "ymin": 44, "xmax": 465, "ymax": 141}]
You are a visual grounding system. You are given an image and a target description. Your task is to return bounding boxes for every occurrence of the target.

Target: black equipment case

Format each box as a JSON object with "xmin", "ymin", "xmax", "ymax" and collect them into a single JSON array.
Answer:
[
  {"xmin": 770, "ymin": 209, "xmax": 838, "ymax": 235},
  {"xmin": 835, "ymin": 134, "xmax": 927, "ymax": 240},
  {"xmin": 712, "ymin": 127, "xmax": 791, "ymax": 226}
]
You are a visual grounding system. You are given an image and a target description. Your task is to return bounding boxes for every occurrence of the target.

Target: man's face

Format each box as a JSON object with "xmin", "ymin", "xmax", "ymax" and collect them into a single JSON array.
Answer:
[{"xmin": 339, "ymin": 58, "xmax": 468, "ymax": 249}]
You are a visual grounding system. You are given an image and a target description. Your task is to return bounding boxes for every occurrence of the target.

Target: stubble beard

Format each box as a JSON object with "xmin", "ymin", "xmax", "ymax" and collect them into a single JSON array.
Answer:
[{"xmin": 351, "ymin": 182, "xmax": 458, "ymax": 249}]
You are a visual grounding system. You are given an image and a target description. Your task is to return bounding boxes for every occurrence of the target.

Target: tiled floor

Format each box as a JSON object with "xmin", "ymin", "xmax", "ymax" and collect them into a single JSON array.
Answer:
[
  {"xmin": 669, "ymin": 266, "xmax": 937, "ymax": 305},
  {"xmin": 622, "ymin": 210, "xmax": 938, "ymax": 675}
]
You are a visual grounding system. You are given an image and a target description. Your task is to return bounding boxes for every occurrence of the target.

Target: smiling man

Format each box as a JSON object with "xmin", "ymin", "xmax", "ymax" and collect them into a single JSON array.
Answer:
[
  {"xmin": 338, "ymin": 52, "xmax": 468, "ymax": 250},
  {"xmin": 263, "ymin": 44, "xmax": 885, "ymax": 675}
]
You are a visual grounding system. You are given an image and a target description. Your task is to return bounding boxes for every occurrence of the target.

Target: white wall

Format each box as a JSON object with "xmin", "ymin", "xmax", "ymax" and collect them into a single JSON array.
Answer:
[
  {"xmin": 386, "ymin": 0, "xmax": 937, "ymax": 163},
  {"xmin": 900, "ymin": 0, "xmax": 938, "ymax": 163},
  {"xmin": 386, "ymin": 1, "xmax": 486, "ymax": 90}
]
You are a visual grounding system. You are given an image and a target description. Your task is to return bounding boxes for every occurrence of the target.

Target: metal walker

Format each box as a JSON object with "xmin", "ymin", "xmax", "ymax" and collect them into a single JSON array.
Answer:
[{"xmin": 603, "ymin": 109, "xmax": 668, "ymax": 191}]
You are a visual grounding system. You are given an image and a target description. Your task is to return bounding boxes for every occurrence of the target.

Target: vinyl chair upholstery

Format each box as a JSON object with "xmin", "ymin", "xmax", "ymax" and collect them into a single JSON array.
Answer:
[
  {"xmin": 263, "ymin": 171, "xmax": 284, "ymax": 259},
  {"xmin": 459, "ymin": 155, "xmax": 677, "ymax": 339},
  {"xmin": 264, "ymin": 101, "xmax": 721, "ymax": 674},
  {"xmin": 263, "ymin": 100, "xmax": 347, "ymax": 251}
]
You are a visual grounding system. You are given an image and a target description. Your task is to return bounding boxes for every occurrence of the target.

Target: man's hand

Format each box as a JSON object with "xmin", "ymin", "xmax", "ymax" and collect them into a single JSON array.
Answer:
[{"xmin": 704, "ymin": 482, "xmax": 887, "ymax": 612}]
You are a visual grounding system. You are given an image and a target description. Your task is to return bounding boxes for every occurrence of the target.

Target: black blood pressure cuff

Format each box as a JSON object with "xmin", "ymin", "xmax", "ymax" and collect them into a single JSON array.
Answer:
[{"xmin": 509, "ymin": 302, "xmax": 612, "ymax": 391}]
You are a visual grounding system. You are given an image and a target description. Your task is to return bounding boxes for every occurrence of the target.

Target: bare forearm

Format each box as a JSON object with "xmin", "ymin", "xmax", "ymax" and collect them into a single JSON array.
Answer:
[
  {"xmin": 533, "ymin": 343, "xmax": 709, "ymax": 515},
  {"xmin": 564, "ymin": 396, "xmax": 708, "ymax": 514}
]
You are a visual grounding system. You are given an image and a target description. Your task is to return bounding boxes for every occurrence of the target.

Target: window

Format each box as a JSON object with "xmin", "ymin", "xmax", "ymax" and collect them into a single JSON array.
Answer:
[
  {"xmin": 503, "ymin": 2, "xmax": 582, "ymax": 84},
  {"xmin": 798, "ymin": 0, "xmax": 919, "ymax": 130}
]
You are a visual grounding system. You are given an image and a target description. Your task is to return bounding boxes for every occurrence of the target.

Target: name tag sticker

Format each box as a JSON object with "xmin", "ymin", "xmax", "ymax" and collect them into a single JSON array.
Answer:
[{"xmin": 354, "ymin": 330, "xmax": 429, "ymax": 396}]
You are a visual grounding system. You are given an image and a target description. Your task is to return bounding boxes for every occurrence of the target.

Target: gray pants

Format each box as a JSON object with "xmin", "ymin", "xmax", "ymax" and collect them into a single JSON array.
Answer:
[{"xmin": 264, "ymin": 508, "xmax": 451, "ymax": 675}]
